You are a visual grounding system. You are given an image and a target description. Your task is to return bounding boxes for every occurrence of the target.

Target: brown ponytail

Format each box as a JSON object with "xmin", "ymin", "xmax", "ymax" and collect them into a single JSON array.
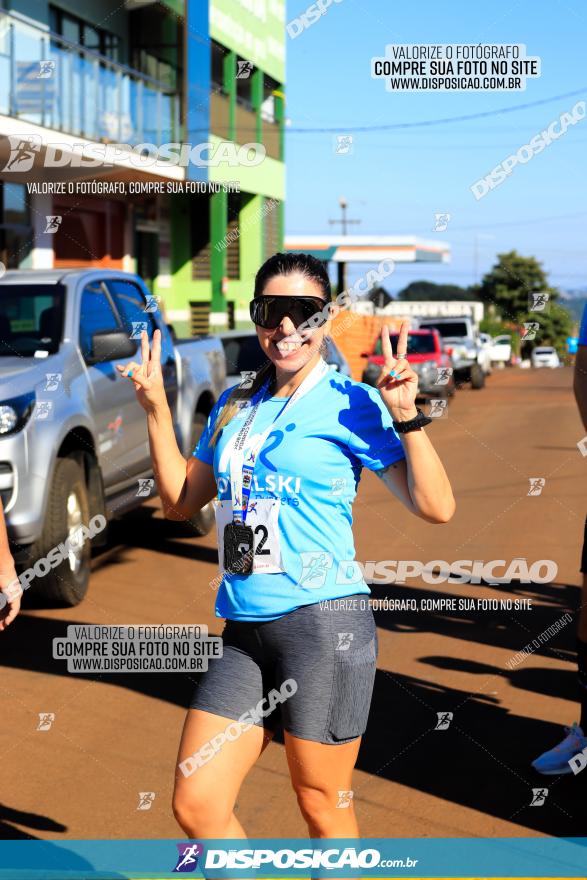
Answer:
[{"xmin": 210, "ymin": 358, "xmax": 276, "ymax": 447}]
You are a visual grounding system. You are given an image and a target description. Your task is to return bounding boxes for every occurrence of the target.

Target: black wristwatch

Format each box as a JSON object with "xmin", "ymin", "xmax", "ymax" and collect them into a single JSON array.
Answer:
[{"xmin": 392, "ymin": 406, "xmax": 433, "ymax": 434}]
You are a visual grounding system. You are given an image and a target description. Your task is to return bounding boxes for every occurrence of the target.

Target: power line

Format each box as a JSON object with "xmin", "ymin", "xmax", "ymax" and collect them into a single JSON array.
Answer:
[{"xmin": 284, "ymin": 87, "xmax": 587, "ymax": 132}]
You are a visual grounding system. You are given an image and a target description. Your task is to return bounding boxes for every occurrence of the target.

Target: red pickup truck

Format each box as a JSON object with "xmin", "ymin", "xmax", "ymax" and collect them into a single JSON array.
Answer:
[{"xmin": 361, "ymin": 328, "xmax": 456, "ymax": 399}]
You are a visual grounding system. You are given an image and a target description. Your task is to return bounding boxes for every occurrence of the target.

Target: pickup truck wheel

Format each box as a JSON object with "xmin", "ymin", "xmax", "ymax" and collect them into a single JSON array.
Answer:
[
  {"xmin": 470, "ymin": 363, "xmax": 485, "ymax": 389},
  {"xmin": 187, "ymin": 414, "xmax": 215, "ymax": 537},
  {"xmin": 32, "ymin": 457, "xmax": 91, "ymax": 606}
]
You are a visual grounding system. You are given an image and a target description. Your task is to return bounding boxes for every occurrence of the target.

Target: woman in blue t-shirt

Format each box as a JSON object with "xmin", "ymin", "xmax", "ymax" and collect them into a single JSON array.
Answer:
[{"xmin": 117, "ymin": 252, "xmax": 455, "ymax": 840}]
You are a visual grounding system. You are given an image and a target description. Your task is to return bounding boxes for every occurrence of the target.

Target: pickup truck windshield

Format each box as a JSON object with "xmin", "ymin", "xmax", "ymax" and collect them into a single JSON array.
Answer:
[
  {"xmin": 221, "ymin": 335, "xmax": 266, "ymax": 374},
  {"xmin": 0, "ymin": 284, "xmax": 65, "ymax": 356},
  {"xmin": 374, "ymin": 333, "xmax": 436, "ymax": 355},
  {"xmin": 420, "ymin": 321, "xmax": 468, "ymax": 338}
]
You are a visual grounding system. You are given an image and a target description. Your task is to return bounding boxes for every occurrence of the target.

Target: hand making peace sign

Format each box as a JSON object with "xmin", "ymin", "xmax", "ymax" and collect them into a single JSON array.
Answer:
[
  {"xmin": 116, "ymin": 329, "xmax": 168, "ymax": 413},
  {"xmin": 375, "ymin": 320, "xmax": 419, "ymax": 415}
]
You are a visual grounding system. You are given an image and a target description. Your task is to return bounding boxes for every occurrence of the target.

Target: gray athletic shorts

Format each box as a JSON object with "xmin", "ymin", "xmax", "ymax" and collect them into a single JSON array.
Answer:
[{"xmin": 189, "ymin": 595, "xmax": 378, "ymax": 745}]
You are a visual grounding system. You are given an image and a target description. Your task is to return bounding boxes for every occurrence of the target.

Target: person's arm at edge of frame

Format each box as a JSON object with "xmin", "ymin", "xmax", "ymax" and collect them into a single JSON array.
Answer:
[
  {"xmin": 0, "ymin": 498, "xmax": 20, "ymax": 630},
  {"xmin": 573, "ymin": 344, "xmax": 587, "ymax": 431}
]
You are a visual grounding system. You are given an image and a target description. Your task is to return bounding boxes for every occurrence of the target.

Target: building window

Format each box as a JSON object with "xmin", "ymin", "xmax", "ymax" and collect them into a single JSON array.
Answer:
[
  {"xmin": 191, "ymin": 194, "xmax": 211, "ymax": 280},
  {"xmin": 211, "ymin": 40, "xmax": 226, "ymax": 94},
  {"xmin": 3, "ymin": 183, "xmax": 29, "ymax": 227},
  {"xmin": 261, "ymin": 75, "xmax": 280, "ymax": 122},
  {"xmin": 128, "ymin": 5, "xmax": 181, "ymax": 89},
  {"xmin": 226, "ymin": 193, "xmax": 240, "ymax": 279},
  {"xmin": 264, "ymin": 198, "xmax": 281, "ymax": 261},
  {"xmin": 49, "ymin": 6, "xmax": 120, "ymax": 62},
  {"xmin": 0, "ymin": 183, "xmax": 32, "ymax": 268},
  {"xmin": 235, "ymin": 57, "xmax": 253, "ymax": 110}
]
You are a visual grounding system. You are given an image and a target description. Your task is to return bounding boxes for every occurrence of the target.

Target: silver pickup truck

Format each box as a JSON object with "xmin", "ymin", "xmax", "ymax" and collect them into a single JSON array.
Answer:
[{"xmin": 0, "ymin": 269, "xmax": 226, "ymax": 605}]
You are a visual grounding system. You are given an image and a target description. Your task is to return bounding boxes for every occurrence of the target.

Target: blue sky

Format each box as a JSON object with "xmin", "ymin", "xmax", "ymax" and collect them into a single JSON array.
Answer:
[{"xmin": 284, "ymin": 0, "xmax": 587, "ymax": 293}]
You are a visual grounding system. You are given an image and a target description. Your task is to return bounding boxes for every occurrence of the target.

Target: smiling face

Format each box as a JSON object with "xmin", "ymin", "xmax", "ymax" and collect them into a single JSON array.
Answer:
[{"xmin": 255, "ymin": 272, "xmax": 332, "ymax": 374}]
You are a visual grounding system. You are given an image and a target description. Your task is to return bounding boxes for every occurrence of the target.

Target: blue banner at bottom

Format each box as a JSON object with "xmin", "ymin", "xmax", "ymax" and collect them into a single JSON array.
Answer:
[{"xmin": 0, "ymin": 837, "xmax": 586, "ymax": 878}]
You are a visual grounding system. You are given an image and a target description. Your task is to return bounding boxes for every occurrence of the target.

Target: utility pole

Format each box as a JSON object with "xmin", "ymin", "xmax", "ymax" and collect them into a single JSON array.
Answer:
[{"xmin": 328, "ymin": 196, "xmax": 360, "ymax": 294}]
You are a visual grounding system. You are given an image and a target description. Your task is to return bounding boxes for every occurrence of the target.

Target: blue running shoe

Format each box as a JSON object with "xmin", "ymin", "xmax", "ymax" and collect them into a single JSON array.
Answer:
[{"xmin": 531, "ymin": 724, "xmax": 587, "ymax": 775}]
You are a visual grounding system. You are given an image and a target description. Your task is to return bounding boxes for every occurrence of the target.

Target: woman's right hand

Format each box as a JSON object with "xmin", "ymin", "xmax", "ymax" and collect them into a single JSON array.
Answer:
[{"xmin": 116, "ymin": 329, "xmax": 168, "ymax": 413}]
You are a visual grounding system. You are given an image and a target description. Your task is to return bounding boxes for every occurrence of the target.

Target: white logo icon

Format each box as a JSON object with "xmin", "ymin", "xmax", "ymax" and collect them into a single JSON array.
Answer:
[
  {"xmin": 137, "ymin": 791, "xmax": 156, "ymax": 810},
  {"xmin": 521, "ymin": 322, "xmax": 540, "ymax": 341},
  {"xmin": 239, "ymin": 371, "xmax": 257, "ymax": 389},
  {"xmin": 44, "ymin": 215, "xmax": 62, "ymax": 233},
  {"xmin": 136, "ymin": 478, "xmax": 155, "ymax": 497},
  {"xmin": 334, "ymin": 135, "xmax": 353, "ymax": 155},
  {"xmin": 433, "ymin": 212, "xmax": 451, "ymax": 232},
  {"xmin": 527, "ymin": 478, "xmax": 546, "ymax": 497},
  {"xmin": 236, "ymin": 60, "xmax": 253, "ymax": 79},
  {"xmin": 37, "ymin": 60, "xmax": 56, "ymax": 79},
  {"xmin": 336, "ymin": 790, "xmax": 354, "ymax": 808},
  {"xmin": 3, "ymin": 135, "xmax": 42, "ymax": 172},
  {"xmin": 329, "ymin": 477, "xmax": 347, "ymax": 496},
  {"xmin": 34, "ymin": 400, "xmax": 54, "ymax": 420},
  {"xmin": 435, "ymin": 712, "xmax": 453, "ymax": 730},
  {"xmin": 37, "ymin": 712, "xmax": 55, "ymax": 731},
  {"xmin": 44, "ymin": 373, "xmax": 62, "ymax": 391},
  {"xmin": 429, "ymin": 399, "xmax": 448, "ymax": 419},
  {"xmin": 434, "ymin": 367, "xmax": 453, "ymax": 386},
  {"xmin": 336, "ymin": 632, "xmax": 354, "ymax": 651},
  {"xmin": 130, "ymin": 321, "xmax": 149, "ymax": 339},
  {"xmin": 299, "ymin": 551, "xmax": 333, "ymax": 589},
  {"xmin": 529, "ymin": 293, "xmax": 549, "ymax": 312}
]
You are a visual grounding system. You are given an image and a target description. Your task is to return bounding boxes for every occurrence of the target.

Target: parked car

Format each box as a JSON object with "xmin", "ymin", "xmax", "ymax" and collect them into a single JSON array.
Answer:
[
  {"xmin": 531, "ymin": 346, "xmax": 560, "ymax": 368},
  {"xmin": 490, "ymin": 334, "xmax": 513, "ymax": 367},
  {"xmin": 218, "ymin": 330, "xmax": 351, "ymax": 389},
  {"xmin": 417, "ymin": 317, "xmax": 491, "ymax": 389},
  {"xmin": 361, "ymin": 329, "xmax": 456, "ymax": 399},
  {"xmin": 0, "ymin": 269, "xmax": 226, "ymax": 605}
]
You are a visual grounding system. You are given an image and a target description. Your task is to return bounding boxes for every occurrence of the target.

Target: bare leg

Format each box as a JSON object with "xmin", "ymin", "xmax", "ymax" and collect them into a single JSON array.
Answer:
[
  {"xmin": 173, "ymin": 709, "xmax": 272, "ymax": 838},
  {"xmin": 284, "ymin": 731, "xmax": 361, "ymax": 838}
]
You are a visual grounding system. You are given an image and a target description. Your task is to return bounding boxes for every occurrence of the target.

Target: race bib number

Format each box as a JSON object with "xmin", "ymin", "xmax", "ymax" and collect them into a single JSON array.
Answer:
[{"xmin": 214, "ymin": 499, "xmax": 283, "ymax": 574}]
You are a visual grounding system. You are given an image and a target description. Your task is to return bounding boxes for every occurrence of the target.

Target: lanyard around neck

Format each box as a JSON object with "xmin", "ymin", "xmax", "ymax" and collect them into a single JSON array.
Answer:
[{"xmin": 229, "ymin": 357, "xmax": 329, "ymax": 523}]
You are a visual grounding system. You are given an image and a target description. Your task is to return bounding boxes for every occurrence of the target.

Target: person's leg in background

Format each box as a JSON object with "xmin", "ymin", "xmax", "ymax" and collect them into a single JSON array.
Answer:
[
  {"xmin": 576, "ymin": 549, "xmax": 587, "ymax": 732},
  {"xmin": 531, "ymin": 520, "xmax": 587, "ymax": 775}
]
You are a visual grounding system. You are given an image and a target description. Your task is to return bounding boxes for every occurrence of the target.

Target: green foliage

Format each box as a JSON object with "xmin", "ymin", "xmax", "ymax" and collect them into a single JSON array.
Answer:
[
  {"xmin": 479, "ymin": 317, "xmax": 507, "ymax": 337},
  {"xmin": 478, "ymin": 250, "xmax": 572, "ymax": 356}
]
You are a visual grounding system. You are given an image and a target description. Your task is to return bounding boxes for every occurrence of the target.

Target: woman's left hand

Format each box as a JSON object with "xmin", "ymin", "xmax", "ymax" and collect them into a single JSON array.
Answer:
[
  {"xmin": 0, "ymin": 563, "xmax": 20, "ymax": 631},
  {"xmin": 376, "ymin": 321, "xmax": 419, "ymax": 418}
]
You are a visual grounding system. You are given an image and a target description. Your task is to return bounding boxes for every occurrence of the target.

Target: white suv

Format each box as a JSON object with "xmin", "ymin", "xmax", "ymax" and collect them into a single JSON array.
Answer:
[{"xmin": 531, "ymin": 346, "xmax": 560, "ymax": 368}]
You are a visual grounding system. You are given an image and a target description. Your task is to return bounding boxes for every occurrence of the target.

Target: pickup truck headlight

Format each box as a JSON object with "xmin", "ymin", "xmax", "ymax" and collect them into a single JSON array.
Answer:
[{"xmin": 0, "ymin": 391, "xmax": 35, "ymax": 436}]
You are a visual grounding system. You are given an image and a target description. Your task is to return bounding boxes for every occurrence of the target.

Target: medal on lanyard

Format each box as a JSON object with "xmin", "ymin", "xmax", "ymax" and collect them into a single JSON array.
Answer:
[
  {"xmin": 223, "ymin": 386, "xmax": 266, "ymax": 575},
  {"xmin": 223, "ymin": 358, "xmax": 328, "ymax": 576}
]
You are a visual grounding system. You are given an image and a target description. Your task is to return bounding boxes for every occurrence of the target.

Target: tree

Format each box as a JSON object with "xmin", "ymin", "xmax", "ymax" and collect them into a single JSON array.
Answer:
[
  {"xmin": 478, "ymin": 251, "xmax": 572, "ymax": 357},
  {"xmin": 397, "ymin": 280, "xmax": 476, "ymax": 301}
]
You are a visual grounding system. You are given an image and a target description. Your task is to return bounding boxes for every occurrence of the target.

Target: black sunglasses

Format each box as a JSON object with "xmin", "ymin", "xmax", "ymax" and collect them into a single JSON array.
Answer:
[{"xmin": 249, "ymin": 295, "xmax": 327, "ymax": 330}]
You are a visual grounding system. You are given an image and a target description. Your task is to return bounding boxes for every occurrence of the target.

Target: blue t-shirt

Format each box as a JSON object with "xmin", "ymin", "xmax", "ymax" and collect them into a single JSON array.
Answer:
[
  {"xmin": 194, "ymin": 367, "xmax": 406, "ymax": 621},
  {"xmin": 579, "ymin": 302, "xmax": 587, "ymax": 346}
]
